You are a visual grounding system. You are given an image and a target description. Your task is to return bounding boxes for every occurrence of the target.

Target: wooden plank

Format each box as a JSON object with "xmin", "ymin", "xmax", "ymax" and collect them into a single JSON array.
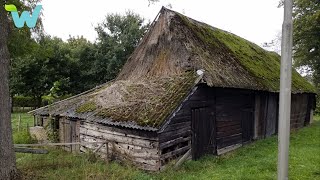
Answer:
[
  {"xmin": 216, "ymin": 128, "xmax": 242, "ymax": 138},
  {"xmin": 216, "ymin": 133, "xmax": 242, "ymax": 148},
  {"xmin": 216, "ymin": 121, "xmax": 241, "ymax": 128},
  {"xmin": 216, "ymin": 116, "xmax": 242, "ymax": 122},
  {"xmin": 15, "ymin": 148, "xmax": 48, "ymax": 154},
  {"xmin": 174, "ymin": 149, "xmax": 191, "ymax": 168},
  {"xmin": 217, "ymin": 124, "xmax": 241, "ymax": 131},
  {"xmin": 81, "ymin": 122, "xmax": 158, "ymax": 141},
  {"xmin": 95, "ymin": 143, "xmax": 159, "ymax": 166},
  {"xmin": 161, "ymin": 145, "xmax": 190, "ymax": 160},
  {"xmin": 217, "ymin": 143, "xmax": 242, "ymax": 155},
  {"xmin": 81, "ymin": 129, "xmax": 158, "ymax": 148},
  {"xmin": 81, "ymin": 135, "xmax": 159, "ymax": 159},
  {"xmin": 168, "ymin": 115, "xmax": 191, "ymax": 124},
  {"xmin": 93, "ymin": 142, "xmax": 107, "ymax": 153},
  {"xmin": 159, "ymin": 136, "xmax": 191, "ymax": 150},
  {"xmin": 161, "ymin": 121, "xmax": 191, "ymax": 133},
  {"xmin": 14, "ymin": 142, "xmax": 105, "ymax": 147},
  {"xmin": 159, "ymin": 129, "xmax": 191, "ymax": 143},
  {"xmin": 254, "ymin": 94, "xmax": 260, "ymax": 139}
]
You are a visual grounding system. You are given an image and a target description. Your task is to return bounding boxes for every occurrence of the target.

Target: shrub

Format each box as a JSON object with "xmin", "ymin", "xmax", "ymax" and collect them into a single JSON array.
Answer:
[
  {"xmin": 13, "ymin": 130, "xmax": 37, "ymax": 144},
  {"xmin": 13, "ymin": 96, "xmax": 37, "ymax": 108}
]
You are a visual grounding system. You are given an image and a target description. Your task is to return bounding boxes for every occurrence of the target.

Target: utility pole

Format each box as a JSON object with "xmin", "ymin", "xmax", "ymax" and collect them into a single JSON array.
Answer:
[{"xmin": 278, "ymin": 0, "xmax": 293, "ymax": 180}]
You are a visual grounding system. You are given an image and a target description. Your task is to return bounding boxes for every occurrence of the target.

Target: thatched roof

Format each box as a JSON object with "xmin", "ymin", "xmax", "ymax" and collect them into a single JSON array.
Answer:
[{"xmin": 31, "ymin": 8, "xmax": 315, "ymax": 130}]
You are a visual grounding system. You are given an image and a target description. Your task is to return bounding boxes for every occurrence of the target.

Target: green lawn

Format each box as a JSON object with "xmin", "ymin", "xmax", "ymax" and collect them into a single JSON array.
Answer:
[
  {"xmin": 11, "ymin": 112, "xmax": 34, "ymax": 132},
  {"xmin": 13, "ymin": 114, "xmax": 320, "ymax": 180}
]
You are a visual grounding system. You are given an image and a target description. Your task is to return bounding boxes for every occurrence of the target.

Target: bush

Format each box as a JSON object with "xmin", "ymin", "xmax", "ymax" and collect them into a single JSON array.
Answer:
[
  {"xmin": 13, "ymin": 96, "xmax": 37, "ymax": 108},
  {"xmin": 13, "ymin": 130, "xmax": 37, "ymax": 144}
]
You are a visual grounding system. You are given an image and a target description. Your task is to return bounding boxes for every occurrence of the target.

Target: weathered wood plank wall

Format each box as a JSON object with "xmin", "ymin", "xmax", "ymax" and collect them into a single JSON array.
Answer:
[
  {"xmin": 159, "ymin": 86, "xmax": 255, "ymax": 161},
  {"xmin": 215, "ymin": 89, "xmax": 254, "ymax": 154},
  {"xmin": 290, "ymin": 94, "xmax": 309, "ymax": 129},
  {"xmin": 80, "ymin": 122, "xmax": 160, "ymax": 171},
  {"xmin": 158, "ymin": 85, "xmax": 210, "ymax": 164}
]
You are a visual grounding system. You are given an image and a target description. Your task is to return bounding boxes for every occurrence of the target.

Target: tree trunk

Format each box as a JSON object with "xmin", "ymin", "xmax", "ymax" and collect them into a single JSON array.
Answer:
[{"xmin": 0, "ymin": 3, "xmax": 18, "ymax": 179}]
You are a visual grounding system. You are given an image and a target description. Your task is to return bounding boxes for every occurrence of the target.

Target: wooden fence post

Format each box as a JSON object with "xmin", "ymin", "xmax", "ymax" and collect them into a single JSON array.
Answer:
[{"xmin": 18, "ymin": 114, "xmax": 22, "ymax": 132}]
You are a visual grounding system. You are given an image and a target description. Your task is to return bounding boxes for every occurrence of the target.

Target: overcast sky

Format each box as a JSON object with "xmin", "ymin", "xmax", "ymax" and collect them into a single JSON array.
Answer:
[{"xmin": 41, "ymin": 0, "xmax": 283, "ymax": 47}]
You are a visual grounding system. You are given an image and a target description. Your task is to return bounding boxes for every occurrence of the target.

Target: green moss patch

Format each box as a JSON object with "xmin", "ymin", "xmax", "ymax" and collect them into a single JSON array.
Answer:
[
  {"xmin": 178, "ymin": 14, "xmax": 316, "ymax": 93},
  {"xmin": 76, "ymin": 101, "xmax": 97, "ymax": 113},
  {"xmin": 97, "ymin": 72, "xmax": 197, "ymax": 128}
]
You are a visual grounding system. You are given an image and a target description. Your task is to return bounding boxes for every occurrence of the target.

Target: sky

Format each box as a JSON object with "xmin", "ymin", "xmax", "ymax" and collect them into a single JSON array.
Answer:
[{"xmin": 41, "ymin": 0, "xmax": 284, "ymax": 47}]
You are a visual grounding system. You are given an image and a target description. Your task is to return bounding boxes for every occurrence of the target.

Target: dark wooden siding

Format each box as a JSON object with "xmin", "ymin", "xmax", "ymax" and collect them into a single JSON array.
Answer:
[
  {"xmin": 265, "ymin": 94, "xmax": 278, "ymax": 137},
  {"xmin": 158, "ymin": 85, "xmax": 255, "ymax": 162},
  {"xmin": 158, "ymin": 84, "xmax": 211, "ymax": 165},
  {"xmin": 158, "ymin": 85, "xmax": 314, "ymax": 165},
  {"xmin": 290, "ymin": 94, "xmax": 309, "ymax": 129},
  {"xmin": 305, "ymin": 94, "xmax": 316, "ymax": 125},
  {"xmin": 215, "ymin": 89, "xmax": 254, "ymax": 149},
  {"xmin": 254, "ymin": 93, "xmax": 279, "ymax": 138},
  {"xmin": 191, "ymin": 107, "xmax": 215, "ymax": 160}
]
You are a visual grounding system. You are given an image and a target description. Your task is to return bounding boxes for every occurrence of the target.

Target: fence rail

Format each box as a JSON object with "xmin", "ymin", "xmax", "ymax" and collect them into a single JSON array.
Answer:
[{"xmin": 14, "ymin": 141, "xmax": 106, "ymax": 147}]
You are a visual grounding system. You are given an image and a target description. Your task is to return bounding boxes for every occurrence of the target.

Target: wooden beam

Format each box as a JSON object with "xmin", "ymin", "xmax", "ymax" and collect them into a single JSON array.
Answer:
[
  {"xmin": 93, "ymin": 142, "xmax": 107, "ymax": 153},
  {"xmin": 14, "ymin": 141, "xmax": 106, "ymax": 147},
  {"xmin": 160, "ymin": 136, "xmax": 190, "ymax": 150},
  {"xmin": 15, "ymin": 148, "xmax": 48, "ymax": 154},
  {"xmin": 217, "ymin": 143, "xmax": 242, "ymax": 155},
  {"xmin": 174, "ymin": 149, "xmax": 191, "ymax": 168},
  {"xmin": 161, "ymin": 145, "xmax": 190, "ymax": 160}
]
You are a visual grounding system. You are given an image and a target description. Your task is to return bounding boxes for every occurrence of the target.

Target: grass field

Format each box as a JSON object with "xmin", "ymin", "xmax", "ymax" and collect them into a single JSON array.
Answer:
[
  {"xmin": 13, "ymin": 113, "xmax": 320, "ymax": 180},
  {"xmin": 11, "ymin": 112, "xmax": 34, "ymax": 132}
]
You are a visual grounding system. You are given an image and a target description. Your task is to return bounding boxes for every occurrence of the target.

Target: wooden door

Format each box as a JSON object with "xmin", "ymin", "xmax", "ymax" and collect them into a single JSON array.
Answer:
[
  {"xmin": 70, "ymin": 120, "xmax": 79, "ymax": 152},
  {"xmin": 61, "ymin": 119, "xmax": 79, "ymax": 152},
  {"xmin": 241, "ymin": 108, "xmax": 254, "ymax": 143},
  {"xmin": 192, "ymin": 107, "xmax": 215, "ymax": 160},
  {"xmin": 63, "ymin": 120, "xmax": 72, "ymax": 151}
]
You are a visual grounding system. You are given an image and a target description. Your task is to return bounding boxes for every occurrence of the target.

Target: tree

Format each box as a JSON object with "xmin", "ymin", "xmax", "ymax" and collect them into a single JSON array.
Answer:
[
  {"xmin": 66, "ymin": 36, "xmax": 96, "ymax": 93},
  {"xmin": 11, "ymin": 35, "xmax": 76, "ymax": 107},
  {"xmin": 290, "ymin": 0, "xmax": 320, "ymax": 112},
  {"xmin": 0, "ymin": 1, "xmax": 18, "ymax": 178},
  {"xmin": 1, "ymin": 0, "xmax": 42, "ymax": 177},
  {"xmin": 292, "ymin": 0, "xmax": 320, "ymax": 82},
  {"xmin": 94, "ymin": 11, "xmax": 149, "ymax": 82}
]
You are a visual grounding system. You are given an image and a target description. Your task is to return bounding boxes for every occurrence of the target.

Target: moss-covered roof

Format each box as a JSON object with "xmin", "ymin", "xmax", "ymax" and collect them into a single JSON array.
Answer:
[
  {"xmin": 31, "ymin": 8, "xmax": 316, "ymax": 130},
  {"xmin": 32, "ymin": 73, "xmax": 198, "ymax": 130},
  {"xmin": 177, "ymin": 13, "xmax": 316, "ymax": 93}
]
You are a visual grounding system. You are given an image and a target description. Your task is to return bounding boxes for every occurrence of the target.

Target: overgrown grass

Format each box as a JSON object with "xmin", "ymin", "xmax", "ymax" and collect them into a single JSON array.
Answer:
[
  {"xmin": 14, "ymin": 113, "xmax": 320, "ymax": 179},
  {"xmin": 16, "ymin": 150, "xmax": 144, "ymax": 180},
  {"xmin": 11, "ymin": 112, "xmax": 37, "ymax": 144}
]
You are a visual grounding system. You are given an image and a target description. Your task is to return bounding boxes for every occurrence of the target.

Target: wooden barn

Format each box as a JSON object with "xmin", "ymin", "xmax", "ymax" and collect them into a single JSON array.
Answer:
[{"xmin": 31, "ymin": 8, "xmax": 316, "ymax": 171}]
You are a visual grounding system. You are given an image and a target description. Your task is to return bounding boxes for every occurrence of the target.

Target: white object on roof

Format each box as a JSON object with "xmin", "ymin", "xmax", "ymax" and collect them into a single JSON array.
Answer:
[{"xmin": 196, "ymin": 69, "xmax": 205, "ymax": 76}]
